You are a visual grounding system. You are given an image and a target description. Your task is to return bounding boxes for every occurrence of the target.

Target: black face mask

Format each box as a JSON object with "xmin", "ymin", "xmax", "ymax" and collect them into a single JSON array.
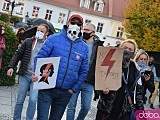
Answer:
[
  {"xmin": 83, "ymin": 32, "xmax": 93, "ymax": 40},
  {"xmin": 122, "ymin": 50, "xmax": 134, "ymax": 68}
]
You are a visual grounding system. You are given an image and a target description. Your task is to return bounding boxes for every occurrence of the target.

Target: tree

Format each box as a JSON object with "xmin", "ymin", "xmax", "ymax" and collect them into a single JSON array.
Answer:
[
  {"xmin": 123, "ymin": 0, "xmax": 160, "ymax": 51},
  {"xmin": 0, "ymin": 20, "xmax": 18, "ymax": 85},
  {"xmin": 0, "ymin": 13, "xmax": 10, "ymax": 23},
  {"xmin": 10, "ymin": 15, "xmax": 21, "ymax": 24}
]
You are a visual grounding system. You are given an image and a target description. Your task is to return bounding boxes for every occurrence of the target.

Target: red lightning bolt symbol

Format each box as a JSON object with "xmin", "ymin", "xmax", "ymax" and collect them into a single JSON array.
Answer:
[{"xmin": 101, "ymin": 49, "xmax": 116, "ymax": 79}]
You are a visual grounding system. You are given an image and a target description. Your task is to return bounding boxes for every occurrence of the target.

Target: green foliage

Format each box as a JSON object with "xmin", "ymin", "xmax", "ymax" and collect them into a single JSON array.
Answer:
[
  {"xmin": 123, "ymin": 0, "xmax": 160, "ymax": 51},
  {"xmin": 10, "ymin": 15, "xmax": 21, "ymax": 24},
  {"xmin": 0, "ymin": 13, "xmax": 10, "ymax": 23},
  {"xmin": 0, "ymin": 20, "xmax": 18, "ymax": 86}
]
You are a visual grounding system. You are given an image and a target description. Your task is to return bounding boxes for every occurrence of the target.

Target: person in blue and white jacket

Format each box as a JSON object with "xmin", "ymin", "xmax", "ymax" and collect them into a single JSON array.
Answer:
[{"xmin": 32, "ymin": 14, "xmax": 89, "ymax": 120}]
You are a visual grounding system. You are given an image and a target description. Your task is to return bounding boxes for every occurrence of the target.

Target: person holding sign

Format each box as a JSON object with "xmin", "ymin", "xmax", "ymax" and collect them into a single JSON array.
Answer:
[
  {"xmin": 7, "ymin": 24, "xmax": 49, "ymax": 120},
  {"xmin": 96, "ymin": 39, "xmax": 144, "ymax": 120},
  {"xmin": 66, "ymin": 23, "xmax": 104, "ymax": 120},
  {"xmin": 32, "ymin": 14, "xmax": 89, "ymax": 120}
]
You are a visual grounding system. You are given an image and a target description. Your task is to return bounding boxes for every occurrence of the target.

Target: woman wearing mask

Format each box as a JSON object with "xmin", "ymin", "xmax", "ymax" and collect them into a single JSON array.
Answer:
[
  {"xmin": 134, "ymin": 50, "xmax": 155, "ymax": 104},
  {"xmin": 16, "ymin": 27, "xmax": 25, "ymax": 47},
  {"xmin": 0, "ymin": 25, "xmax": 6, "ymax": 72},
  {"xmin": 7, "ymin": 24, "xmax": 49, "ymax": 120},
  {"xmin": 16, "ymin": 27, "xmax": 25, "ymax": 76},
  {"xmin": 95, "ymin": 39, "xmax": 144, "ymax": 120}
]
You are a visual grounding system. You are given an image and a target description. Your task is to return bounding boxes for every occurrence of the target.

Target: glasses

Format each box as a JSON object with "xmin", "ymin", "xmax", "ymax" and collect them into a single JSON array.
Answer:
[{"xmin": 70, "ymin": 21, "xmax": 83, "ymax": 27}]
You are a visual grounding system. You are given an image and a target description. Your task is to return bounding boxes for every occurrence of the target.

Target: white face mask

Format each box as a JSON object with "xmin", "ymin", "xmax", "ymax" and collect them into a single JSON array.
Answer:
[
  {"xmin": 67, "ymin": 25, "xmax": 80, "ymax": 41},
  {"xmin": 1, "ymin": 30, "xmax": 5, "ymax": 35},
  {"xmin": 35, "ymin": 31, "xmax": 44, "ymax": 39}
]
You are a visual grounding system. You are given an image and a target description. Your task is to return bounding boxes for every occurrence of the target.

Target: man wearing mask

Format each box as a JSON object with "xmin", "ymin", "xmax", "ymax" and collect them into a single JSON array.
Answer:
[
  {"xmin": 32, "ymin": 14, "xmax": 89, "ymax": 120},
  {"xmin": 66, "ymin": 23, "xmax": 104, "ymax": 120},
  {"xmin": 7, "ymin": 24, "xmax": 49, "ymax": 120},
  {"xmin": 95, "ymin": 39, "xmax": 144, "ymax": 120}
]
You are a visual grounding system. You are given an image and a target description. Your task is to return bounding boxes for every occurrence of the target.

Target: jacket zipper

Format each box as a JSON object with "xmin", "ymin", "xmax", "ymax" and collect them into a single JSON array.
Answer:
[{"xmin": 60, "ymin": 42, "xmax": 73, "ymax": 88}]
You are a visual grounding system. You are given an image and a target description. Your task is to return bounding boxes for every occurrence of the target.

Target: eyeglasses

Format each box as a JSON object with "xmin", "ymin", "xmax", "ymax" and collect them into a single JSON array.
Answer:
[{"xmin": 70, "ymin": 21, "xmax": 83, "ymax": 27}]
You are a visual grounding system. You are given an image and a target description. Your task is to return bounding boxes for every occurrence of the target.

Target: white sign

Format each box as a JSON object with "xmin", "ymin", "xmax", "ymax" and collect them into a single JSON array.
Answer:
[{"xmin": 33, "ymin": 57, "xmax": 60, "ymax": 90}]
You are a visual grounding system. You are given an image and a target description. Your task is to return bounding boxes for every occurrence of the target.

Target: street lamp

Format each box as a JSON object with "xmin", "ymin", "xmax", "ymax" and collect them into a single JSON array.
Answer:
[{"xmin": 10, "ymin": 0, "xmax": 15, "ymax": 17}]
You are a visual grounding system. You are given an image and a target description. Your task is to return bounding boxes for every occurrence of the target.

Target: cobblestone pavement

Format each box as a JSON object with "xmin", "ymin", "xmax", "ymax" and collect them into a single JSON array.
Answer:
[
  {"xmin": 0, "ymin": 84, "xmax": 159, "ymax": 120},
  {"xmin": 0, "ymin": 84, "xmax": 98, "ymax": 120}
]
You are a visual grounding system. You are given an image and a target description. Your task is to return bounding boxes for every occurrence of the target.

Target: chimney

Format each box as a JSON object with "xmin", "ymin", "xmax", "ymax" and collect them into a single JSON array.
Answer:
[{"xmin": 108, "ymin": 0, "xmax": 113, "ymax": 17}]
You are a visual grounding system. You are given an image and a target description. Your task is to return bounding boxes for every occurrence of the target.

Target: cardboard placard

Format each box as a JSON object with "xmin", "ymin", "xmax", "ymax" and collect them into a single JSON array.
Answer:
[
  {"xmin": 33, "ymin": 57, "xmax": 60, "ymax": 90},
  {"xmin": 95, "ymin": 46, "xmax": 124, "ymax": 91}
]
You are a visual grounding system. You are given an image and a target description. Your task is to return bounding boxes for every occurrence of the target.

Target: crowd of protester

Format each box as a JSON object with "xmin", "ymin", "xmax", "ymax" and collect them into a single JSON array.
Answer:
[{"xmin": 0, "ymin": 13, "xmax": 160, "ymax": 120}]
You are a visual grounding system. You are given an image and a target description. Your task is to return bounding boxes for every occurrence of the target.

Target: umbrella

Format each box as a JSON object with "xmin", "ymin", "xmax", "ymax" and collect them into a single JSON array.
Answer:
[
  {"xmin": 27, "ymin": 18, "xmax": 56, "ymax": 34},
  {"xmin": 21, "ymin": 26, "xmax": 37, "ymax": 40},
  {"xmin": 14, "ymin": 22, "xmax": 27, "ymax": 28}
]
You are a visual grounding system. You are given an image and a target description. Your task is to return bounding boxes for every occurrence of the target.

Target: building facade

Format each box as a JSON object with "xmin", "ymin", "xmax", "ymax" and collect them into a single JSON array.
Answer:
[{"xmin": 0, "ymin": 0, "xmax": 130, "ymax": 46}]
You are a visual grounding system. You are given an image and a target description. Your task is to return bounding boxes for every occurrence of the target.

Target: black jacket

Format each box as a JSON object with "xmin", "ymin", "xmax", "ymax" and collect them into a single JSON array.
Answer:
[
  {"xmin": 8, "ymin": 38, "xmax": 34, "ymax": 75},
  {"xmin": 85, "ymin": 36, "xmax": 104, "ymax": 85},
  {"xmin": 97, "ymin": 61, "xmax": 144, "ymax": 119},
  {"xmin": 142, "ymin": 71, "xmax": 155, "ymax": 94}
]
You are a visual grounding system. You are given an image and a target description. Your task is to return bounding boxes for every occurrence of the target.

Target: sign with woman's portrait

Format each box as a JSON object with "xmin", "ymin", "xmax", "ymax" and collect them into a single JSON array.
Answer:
[{"xmin": 33, "ymin": 57, "xmax": 60, "ymax": 90}]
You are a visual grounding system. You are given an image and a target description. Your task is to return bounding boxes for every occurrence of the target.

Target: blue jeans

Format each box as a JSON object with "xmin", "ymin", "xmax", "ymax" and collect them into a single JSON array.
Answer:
[
  {"xmin": 37, "ymin": 88, "xmax": 72, "ymax": 120},
  {"xmin": 13, "ymin": 72, "xmax": 38, "ymax": 120},
  {"xmin": 66, "ymin": 82, "xmax": 94, "ymax": 120}
]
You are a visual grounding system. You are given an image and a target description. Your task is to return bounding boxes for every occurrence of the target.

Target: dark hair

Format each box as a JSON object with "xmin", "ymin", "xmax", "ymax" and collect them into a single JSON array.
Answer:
[
  {"xmin": 16, "ymin": 27, "xmax": 25, "ymax": 35},
  {"xmin": 10, "ymin": 20, "xmax": 14, "ymax": 24},
  {"xmin": 40, "ymin": 63, "xmax": 54, "ymax": 77}
]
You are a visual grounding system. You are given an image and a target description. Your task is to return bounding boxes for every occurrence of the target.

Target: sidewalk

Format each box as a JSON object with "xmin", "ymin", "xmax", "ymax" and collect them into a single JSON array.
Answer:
[
  {"xmin": 0, "ymin": 84, "xmax": 98, "ymax": 120},
  {"xmin": 0, "ymin": 84, "xmax": 159, "ymax": 120}
]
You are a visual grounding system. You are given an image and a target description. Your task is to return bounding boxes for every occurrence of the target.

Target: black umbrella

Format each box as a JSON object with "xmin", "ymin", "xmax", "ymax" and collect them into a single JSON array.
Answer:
[
  {"xmin": 27, "ymin": 18, "xmax": 56, "ymax": 34},
  {"xmin": 14, "ymin": 22, "xmax": 27, "ymax": 28},
  {"xmin": 21, "ymin": 26, "xmax": 37, "ymax": 40}
]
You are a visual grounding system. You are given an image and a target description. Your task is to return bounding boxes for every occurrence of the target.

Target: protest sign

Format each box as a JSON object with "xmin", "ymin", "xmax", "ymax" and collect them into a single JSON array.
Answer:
[
  {"xmin": 33, "ymin": 57, "xmax": 60, "ymax": 90},
  {"xmin": 95, "ymin": 46, "xmax": 123, "ymax": 90}
]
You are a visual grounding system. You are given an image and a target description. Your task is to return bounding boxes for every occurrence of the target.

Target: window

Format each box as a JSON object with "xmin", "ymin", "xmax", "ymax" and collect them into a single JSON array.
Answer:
[
  {"xmin": 94, "ymin": 0, "xmax": 104, "ymax": 12},
  {"xmin": 58, "ymin": 13, "xmax": 66, "ymax": 24},
  {"xmin": 2, "ymin": 0, "xmax": 24, "ymax": 15},
  {"xmin": 80, "ymin": 0, "xmax": 90, "ymax": 9},
  {"xmin": 45, "ymin": 10, "xmax": 52, "ymax": 21},
  {"xmin": 32, "ymin": 6, "xmax": 40, "ymax": 17},
  {"xmin": 96, "ymin": 22, "xmax": 103, "ymax": 33},
  {"xmin": 15, "ymin": 2, "xmax": 24, "ymax": 15},
  {"xmin": 85, "ymin": 19, "xmax": 91, "ymax": 23},
  {"xmin": 2, "ymin": 0, "xmax": 11, "ymax": 11},
  {"xmin": 116, "ymin": 27, "xmax": 124, "ymax": 38}
]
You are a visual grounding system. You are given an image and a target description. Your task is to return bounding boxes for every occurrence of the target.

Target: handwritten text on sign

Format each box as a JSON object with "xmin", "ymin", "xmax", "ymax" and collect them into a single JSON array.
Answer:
[{"xmin": 95, "ymin": 47, "xmax": 124, "ymax": 90}]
